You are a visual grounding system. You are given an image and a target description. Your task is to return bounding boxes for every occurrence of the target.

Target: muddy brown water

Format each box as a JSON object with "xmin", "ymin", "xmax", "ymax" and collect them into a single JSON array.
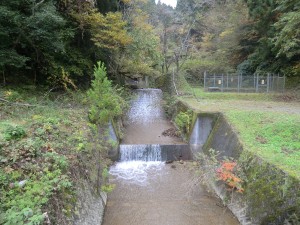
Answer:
[
  {"xmin": 102, "ymin": 89, "xmax": 240, "ymax": 225},
  {"xmin": 122, "ymin": 121, "xmax": 185, "ymax": 144},
  {"xmin": 103, "ymin": 161, "xmax": 239, "ymax": 225},
  {"xmin": 122, "ymin": 89, "xmax": 184, "ymax": 145}
]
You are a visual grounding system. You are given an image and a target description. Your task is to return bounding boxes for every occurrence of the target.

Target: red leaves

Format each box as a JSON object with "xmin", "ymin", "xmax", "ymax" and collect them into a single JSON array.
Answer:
[{"xmin": 216, "ymin": 161, "xmax": 244, "ymax": 193}]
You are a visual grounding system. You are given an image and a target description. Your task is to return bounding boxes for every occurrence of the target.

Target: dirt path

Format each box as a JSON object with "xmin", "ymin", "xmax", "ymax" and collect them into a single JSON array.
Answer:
[{"xmin": 182, "ymin": 97, "xmax": 300, "ymax": 114}]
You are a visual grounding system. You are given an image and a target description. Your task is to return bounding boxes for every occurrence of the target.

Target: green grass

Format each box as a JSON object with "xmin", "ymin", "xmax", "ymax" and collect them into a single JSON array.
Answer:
[
  {"xmin": 178, "ymin": 83, "xmax": 300, "ymax": 178},
  {"xmin": 226, "ymin": 111, "xmax": 300, "ymax": 178},
  {"xmin": 190, "ymin": 87, "xmax": 276, "ymax": 101}
]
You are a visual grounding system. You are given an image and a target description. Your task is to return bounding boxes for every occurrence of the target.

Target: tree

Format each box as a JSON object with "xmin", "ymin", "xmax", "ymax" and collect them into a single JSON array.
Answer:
[
  {"xmin": 0, "ymin": 0, "xmax": 132, "ymax": 86},
  {"xmin": 0, "ymin": 0, "xmax": 71, "ymax": 84},
  {"xmin": 271, "ymin": 0, "xmax": 300, "ymax": 76},
  {"xmin": 237, "ymin": 0, "xmax": 300, "ymax": 76},
  {"xmin": 171, "ymin": 0, "xmax": 249, "ymax": 83},
  {"xmin": 107, "ymin": 0, "xmax": 162, "ymax": 85},
  {"xmin": 87, "ymin": 62, "xmax": 125, "ymax": 125}
]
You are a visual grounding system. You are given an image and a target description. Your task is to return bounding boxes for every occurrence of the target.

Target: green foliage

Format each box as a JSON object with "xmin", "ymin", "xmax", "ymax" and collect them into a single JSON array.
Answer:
[
  {"xmin": 91, "ymin": 12, "xmax": 131, "ymax": 49},
  {"xmin": 101, "ymin": 183, "xmax": 115, "ymax": 193},
  {"xmin": 100, "ymin": 167, "xmax": 115, "ymax": 193},
  {"xmin": 4, "ymin": 125, "xmax": 26, "ymax": 141},
  {"xmin": 284, "ymin": 213, "xmax": 300, "ymax": 225},
  {"xmin": 109, "ymin": 1, "xmax": 162, "ymax": 84},
  {"xmin": 0, "ymin": 150, "xmax": 71, "ymax": 224},
  {"xmin": 0, "ymin": 0, "xmax": 74, "ymax": 83},
  {"xmin": 2, "ymin": 90, "xmax": 23, "ymax": 102},
  {"xmin": 174, "ymin": 0, "xmax": 249, "ymax": 82},
  {"xmin": 174, "ymin": 110, "xmax": 192, "ymax": 134},
  {"xmin": 175, "ymin": 0, "xmax": 300, "ymax": 80},
  {"xmin": 0, "ymin": 0, "xmax": 133, "ymax": 86},
  {"xmin": 1, "ymin": 207, "xmax": 44, "ymax": 225},
  {"xmin": 272, "ymin": 10, "xmax": 300, "ymax": 59},
  {"xmin": 0, "ymin": 88, "xmax": 98, "ymax": 224},
  {"xmin": 87, "ymin": 62, "xmax": 125, "ymax": 125},
  {"xmin": 238, "ymin": 0, "xmax": 300, "ymax": 77}
]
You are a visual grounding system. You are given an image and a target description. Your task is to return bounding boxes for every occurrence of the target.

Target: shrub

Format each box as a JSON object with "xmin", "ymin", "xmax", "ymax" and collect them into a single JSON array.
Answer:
[
  {"xmin": 87, "ymin": 61, "xmax": 126, "ymax": 126},
  {"xmin": 175, "ymin": 111, "xmax": 192, "ymax": 134},
  {"xmin": 4, "ymin": 125, "xmax": 26, "ymax": 141}
]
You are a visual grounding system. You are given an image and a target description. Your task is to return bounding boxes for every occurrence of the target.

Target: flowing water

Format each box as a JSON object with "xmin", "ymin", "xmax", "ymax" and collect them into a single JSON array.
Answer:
[
  {"xmin": 102, "ymin": 89, "xmax": 239, "ymax": 225},
  {"xmin": 122, "ymin": 89, "xmax": 184, "ymax": 144},
  {"xmin": 189, "ymin": 116, "xmax": 214, "ymax": 155}
]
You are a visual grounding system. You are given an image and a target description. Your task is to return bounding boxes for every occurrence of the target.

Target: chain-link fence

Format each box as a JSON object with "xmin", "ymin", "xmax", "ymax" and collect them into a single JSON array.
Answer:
[{"xmin": 203, "ymin": 73, "xmax": 285, "ymax": 93}]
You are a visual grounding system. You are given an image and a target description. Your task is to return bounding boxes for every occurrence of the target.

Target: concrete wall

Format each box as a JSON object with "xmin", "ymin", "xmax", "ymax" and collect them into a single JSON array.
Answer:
[
  {"xmin": 173, "ymin": 100, "xmax": 300, "ymax": 225},
  {"xmin": 74, "ymin": 182, "xmax": 107, "ymax": 225},
  {"xmin": 203, "ymin": 114, "xmax": 242, "ymax": 159},
  {"xmin": 160, "ymin": 144, "xmax": 191, "ymax": 161},
  {"xmin": 72, "ymin": 119, "xmax": 123, "ymax": 225}
]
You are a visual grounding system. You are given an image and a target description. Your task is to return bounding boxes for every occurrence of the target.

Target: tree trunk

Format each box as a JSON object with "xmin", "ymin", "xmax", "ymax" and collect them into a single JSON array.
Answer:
[
  {"xmin": 34, "ymin": 70, "xmax": 37, "ymax": 85},
  {"xmin": 2, "ymin": 71, "xmax": 6, "ymax": 86},
  {"xmin": 162, "ymin": 27, "xmax": 168, "ymax": 73}
]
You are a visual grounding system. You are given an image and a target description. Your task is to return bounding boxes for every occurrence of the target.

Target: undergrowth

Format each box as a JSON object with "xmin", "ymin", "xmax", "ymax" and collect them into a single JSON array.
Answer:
[{"xmin": 0, "ymin": 87, "xmax": 112, "ymax": 224}]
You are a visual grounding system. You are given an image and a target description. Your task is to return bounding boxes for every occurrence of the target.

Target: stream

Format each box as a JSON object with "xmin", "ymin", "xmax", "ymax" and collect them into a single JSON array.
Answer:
[{"xmin": 102, "ymin": 89, "xmax": 239, "ymax": 225}]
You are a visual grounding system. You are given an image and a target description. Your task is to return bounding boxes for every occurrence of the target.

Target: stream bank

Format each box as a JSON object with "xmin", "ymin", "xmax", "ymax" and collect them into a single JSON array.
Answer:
[{"xmin": 171, "ymin": 100, "xmax": 300, "ymax": 225}]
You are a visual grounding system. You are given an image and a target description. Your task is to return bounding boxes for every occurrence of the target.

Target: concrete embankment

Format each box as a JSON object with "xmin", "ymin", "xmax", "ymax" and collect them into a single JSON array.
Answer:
[
  {"xmin": 172, "ymin": 100, "xmax": 300, "ymax": 225},
  {"xmin": 102, "ymin": 89, "xmax": 240, "ymax": 225}
]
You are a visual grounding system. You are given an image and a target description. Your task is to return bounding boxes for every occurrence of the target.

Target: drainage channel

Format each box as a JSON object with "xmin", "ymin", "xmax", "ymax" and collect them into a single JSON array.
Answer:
[
  {"xmin": 102, "ymin": 89, "xmax": 239, "ymax": 225},
  {"xmin": 103, "ymin": 144, "xmax": 239, "ymax": 225}
]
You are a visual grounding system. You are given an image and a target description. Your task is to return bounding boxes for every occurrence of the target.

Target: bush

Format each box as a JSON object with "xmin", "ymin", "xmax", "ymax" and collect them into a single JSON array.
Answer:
[
  {"xmin": 4, "ymin": 125, "xmax": 26, "ymax": 141},
  {"xmin": 87, "ymin": 61, "xmax": 125, "ymax": 125},
  {"xmin": 175, "ymin": 111, "xmax": 192, "ymax": 134}
]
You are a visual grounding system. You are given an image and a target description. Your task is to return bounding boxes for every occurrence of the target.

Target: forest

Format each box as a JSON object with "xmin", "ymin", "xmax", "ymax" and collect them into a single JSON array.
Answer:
[{"xmin": 1, "ymin": 0, "xmax": 299, "ymax": 88}]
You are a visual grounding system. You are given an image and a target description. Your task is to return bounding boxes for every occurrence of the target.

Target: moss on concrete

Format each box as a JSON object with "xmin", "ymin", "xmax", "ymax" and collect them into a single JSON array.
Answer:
[
  {"xmin": 238, "ymin": 150, "xmax": 300, "ymax": 224},
  {"xmin": 175, "ymin": 100, "xmax": 300, "ymax": 224}
]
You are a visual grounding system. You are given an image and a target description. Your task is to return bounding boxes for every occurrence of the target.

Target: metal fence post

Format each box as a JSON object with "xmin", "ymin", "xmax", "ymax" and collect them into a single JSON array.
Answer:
[
  {"xmin": 283, "ymin": 75, "xmax": 286, "ymax": 93},
  {"xmin": 240, "ymin": 73, "xmax": 243, "ymax": 92},
  {"xmin": 272, "ymin": 74, "xmax": 275, "ymax": 92},
  {"xmin": 267, "ymin": 73, "xmax": 270, "ymax": 93},
  {"xmin": 226, "ymin": 73, "xmax": 229, "ymax": 90},
  {"xmin": 221, "ymin": 74, "xmax": 224, "ymax": 92},
  {"xmin": 237, "ymin": 74, "xmax": 240, "ymax": 92},
  {"xmin": 204, "ymin": 71, "xmax": 206, "ymax": 90},
  {"xmin": 256, "ymin": 74, "xmax": 259, "ymax": 93},
  {"xmin": 214, "ymin": 73, "xmax": 216, "ymax": 87}
]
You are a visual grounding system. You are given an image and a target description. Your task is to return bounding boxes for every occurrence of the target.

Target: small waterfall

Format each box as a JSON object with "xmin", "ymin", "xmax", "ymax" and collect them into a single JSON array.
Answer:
[
  {"xmin": 111, "ymin": 144, "xmax": 163, "ymax": 186},
  {"xmin": 190, "ymin": 118, "xmax": 201, "ymax": 145},
  {"xmin": 120, "ymin": 145, "xmax": 162, "ymax": 162},
  {"xmin": 189, "ymin": 116, "xmax": 213, "ymax": 155},
  {"xmin": 110, "ymin": 89, "xmax": 188, "ymax": 185},
  {"xmin": 128, "ymin": 89, "xmax": 164, "ymax": 124}
]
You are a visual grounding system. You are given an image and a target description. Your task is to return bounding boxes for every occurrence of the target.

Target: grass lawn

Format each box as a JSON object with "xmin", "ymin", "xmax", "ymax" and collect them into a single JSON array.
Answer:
[{"xmin": 180, "ymin": 87, "xmax": 300, "ymax": 178}]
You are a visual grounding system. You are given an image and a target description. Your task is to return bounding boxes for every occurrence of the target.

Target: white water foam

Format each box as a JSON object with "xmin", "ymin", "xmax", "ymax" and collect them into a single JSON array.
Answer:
[{"xmin": 109, "ymin": 161, "xmax": 164, "ymax": 186}]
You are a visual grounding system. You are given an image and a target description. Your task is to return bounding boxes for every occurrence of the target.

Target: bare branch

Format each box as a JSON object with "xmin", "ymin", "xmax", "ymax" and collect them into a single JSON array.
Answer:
[{"xmin": 0, "ymin": 98, "xmax": 44, "ymax": 107}]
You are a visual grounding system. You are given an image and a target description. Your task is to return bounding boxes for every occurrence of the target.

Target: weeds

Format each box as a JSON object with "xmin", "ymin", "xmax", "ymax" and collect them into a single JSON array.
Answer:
[
  {"xmin": 174, "ymin": 110, "xmax": 193, "ymax": 134},
  {"xmin": 3, "ymin": 125, "xmax": 26, "ymax": 141},
  {"xmin": 0, "ymin": 87, "xmax": 110, "ymax": 224}
]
